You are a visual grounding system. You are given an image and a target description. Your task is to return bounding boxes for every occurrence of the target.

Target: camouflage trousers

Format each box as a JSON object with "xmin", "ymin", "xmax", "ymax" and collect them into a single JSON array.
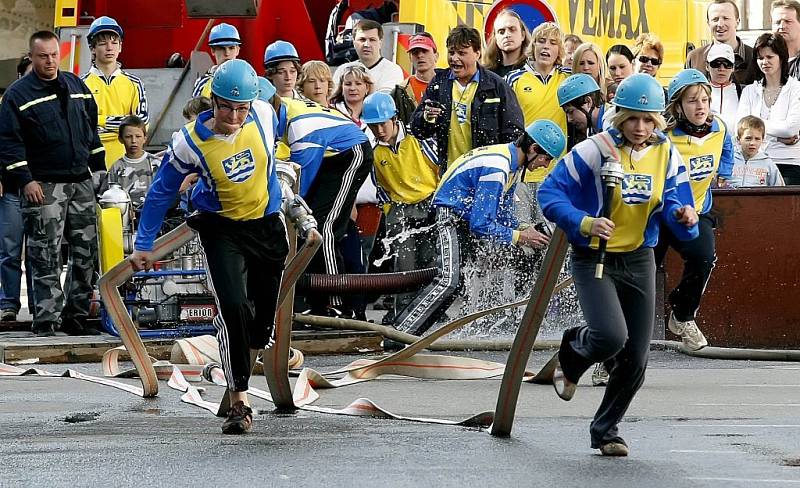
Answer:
[{"xmin": 21, "ymin": 180, "xmax": 98, "ymax": 328}]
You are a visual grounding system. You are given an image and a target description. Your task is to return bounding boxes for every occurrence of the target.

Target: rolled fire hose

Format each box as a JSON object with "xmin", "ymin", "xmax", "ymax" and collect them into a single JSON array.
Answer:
[{"xmin": 295, "ymin": 268, "xmax": 437, "ymax": 294}]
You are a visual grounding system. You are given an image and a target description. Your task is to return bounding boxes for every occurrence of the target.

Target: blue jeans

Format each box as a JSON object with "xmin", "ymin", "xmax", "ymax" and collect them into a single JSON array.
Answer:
[{"xmin": 0, "ymin": 192, "xmax": 32, "ymax": 313}]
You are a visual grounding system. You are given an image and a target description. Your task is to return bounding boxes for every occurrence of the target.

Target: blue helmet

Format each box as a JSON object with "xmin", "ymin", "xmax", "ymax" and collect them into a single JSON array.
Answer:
[
  {"xmin": 211, "ymin": 60, "xmax": 259, "ymax": 103},
  {"xmin": 257, "ymin": 77, "xmax": 277, "ymax": 102},
  {"xmin": 526, "ymin": 120, "xmax": 567, "ymax": 159},
  {"xmin": 612, "ymin": 73, "xmax": 665, "ymax": 112},
  {"xmin": 208, "ymin": 23, "xmax": 242, "ymax": 47},
  {"xmin": 558, "ymin": 74, "xmax": 601, "ymax": 107},
  {"xmin": 668, "ymin": 68, "xmax": 709, "ymax": 101},
  {"xmin": 88, "ymin": 16, "xmax": 123, "ymax": 43},
  {"xmin": 264, "ymin": 40, "xmax": 300, "ymax": 68},
  {"xmin": 362, "ymin": 93, "xmax": 397, "ymax": 124}
]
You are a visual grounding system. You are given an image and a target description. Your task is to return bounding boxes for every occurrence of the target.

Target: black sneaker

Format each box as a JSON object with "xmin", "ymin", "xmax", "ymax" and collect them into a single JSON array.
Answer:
[
  {"xmin": 32, "ymin": 322, "xmax": 56, "ymax": 337},
  {"xmin": 221, "ymin": 401, "xmax": 253, "ymax": 435},
  {"xmin": 1, "ymin": 309, "xmax": 17, "ymax": 322},
  {"xmin": 61, "ymin": 318, "xmax": 102, "ymax": 336}
]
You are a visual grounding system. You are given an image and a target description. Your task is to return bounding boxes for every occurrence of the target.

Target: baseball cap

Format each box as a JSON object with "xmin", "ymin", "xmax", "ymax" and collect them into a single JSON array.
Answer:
[
  {"xmin": 706, "ymin": 43, "xmax": 735, "ymax": 63},
  {"xmin": 408, "ymin": 33, "xmax": 437, "ymax": 53}
]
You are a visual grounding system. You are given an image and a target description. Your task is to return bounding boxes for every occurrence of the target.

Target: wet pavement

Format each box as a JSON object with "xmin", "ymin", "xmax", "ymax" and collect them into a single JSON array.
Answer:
[{"xmin": 1, "ymin": 350, "xmax": 799, "ymax": 487}]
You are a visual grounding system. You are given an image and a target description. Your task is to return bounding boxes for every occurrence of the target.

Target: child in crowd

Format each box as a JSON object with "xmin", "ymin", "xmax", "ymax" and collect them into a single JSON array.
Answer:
[
  {"xmin": 107, "ymin": 115, "xmax": 160, "ymax": 210},
  {"xmin": 730, "ymin": 116, "xmax": 785, "ymax": 187}
]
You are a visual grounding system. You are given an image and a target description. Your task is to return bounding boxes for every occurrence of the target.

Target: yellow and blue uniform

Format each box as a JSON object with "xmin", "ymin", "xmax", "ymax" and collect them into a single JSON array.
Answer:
[
  {"xmin": 277, "ymin": 97, "xmax": 368, "ymax": 196},
  {"xmin": 666, "ymin": 116, "xmax": 734, "ymax": 214},
  {"xmin": 135, "ymin": 100, "xmax": 281, "ymax": 251},
  {"xmin": 192, "ymin": 68, "xmax": 215, "ymax": 99},
  {"xmin": 539, "ymin": 129, "xmax": 699, "ymax": 251},
  {"xmin": 433, "ymin": 143, "xmax": 523, "ymax": 245},
  {"xmin": 447, "ymin": 73, "xmax": 479, "ymax": 165},
  {"xmin": 372, "ymin": 122, "xmax": 439, "ymax": 204},
  {"xmin": 81, "ymin": 64, "xmax": 148, "ymax": 168},
  {"xmin": 506, "ymin": 64, "xmax": 569, "ymax": 182}
]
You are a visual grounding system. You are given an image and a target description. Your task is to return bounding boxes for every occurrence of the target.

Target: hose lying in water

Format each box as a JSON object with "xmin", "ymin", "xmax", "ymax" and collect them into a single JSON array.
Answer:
[{"xmin": 295, "ymin": 268, "xmax": 438, "ymax": 294}]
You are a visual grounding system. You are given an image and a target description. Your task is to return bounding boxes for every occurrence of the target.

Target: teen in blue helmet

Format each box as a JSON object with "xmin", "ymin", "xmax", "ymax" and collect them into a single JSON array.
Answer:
[
  {"xmin": 394, "ymin": 120, "xmax": 566, "ymax": 336},
  {"xmin": 264, "ymin": 40, "xmax": 302, "ymax": 98},
  {"xmin": 131, "ymin": 55, "xmax": 287, "ymax": 436},
  {"xmin": 658, "ymin": 68, "xmax": 733, "ymax": 351},
  {"xmin": 257, "ymin": 76, "xmax": 277, "ymax": 103},
  {"xmin": 362, "ymin": 92, "xmax": 397, "ymax": 123},
  {"xmin": 192, "ymin": 24, "xmax": 242, "ymax": 98},
  {"xmin": 538, "ymin": 71, "xmax": 699, "ymax": 457},
  {"xmin": 558, "ymin": 74, "xmax": 604, "ymax": 149}
]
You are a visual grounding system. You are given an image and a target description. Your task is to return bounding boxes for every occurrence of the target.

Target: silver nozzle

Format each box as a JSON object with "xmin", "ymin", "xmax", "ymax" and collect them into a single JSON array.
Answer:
[
  {"xmin": 286, "ymin": 195, "xmax": 318, "ymax": 238},
  {"xmin": 600, "ymin": 161, "xmax": 625, "ymax": 185}
]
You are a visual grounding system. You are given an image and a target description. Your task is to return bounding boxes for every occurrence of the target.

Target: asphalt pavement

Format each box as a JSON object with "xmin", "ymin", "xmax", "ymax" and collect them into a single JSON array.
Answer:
[{"xmin": 1, "ymin": 350, "xmax": 799, "ymax": 488}]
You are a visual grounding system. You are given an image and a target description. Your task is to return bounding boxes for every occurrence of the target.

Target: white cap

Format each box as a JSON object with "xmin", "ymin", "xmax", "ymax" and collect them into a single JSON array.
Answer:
[{"xmin": 706, "ymin": 43, "xmax": 735, "ymax": 63}]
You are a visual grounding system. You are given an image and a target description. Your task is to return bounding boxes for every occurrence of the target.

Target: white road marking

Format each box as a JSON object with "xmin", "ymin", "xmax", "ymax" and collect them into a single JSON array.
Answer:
[
  {"xmin": 671, "ymin": 424, "xmax": 800, "ymax": 428},
  {"xmin": 693, "ymin": 403, "xmax": 800, "ymax": 407},
  {"xmin": 688, "ymin": 477, "xmax": 800, "ymax": 485},
  {"xmin": 728, "ymin": 384, "xmax": 800, "ymax": 388},
  {"xmin": 670, "ymin": 449, "xmax": 739, "ymax": 454}
]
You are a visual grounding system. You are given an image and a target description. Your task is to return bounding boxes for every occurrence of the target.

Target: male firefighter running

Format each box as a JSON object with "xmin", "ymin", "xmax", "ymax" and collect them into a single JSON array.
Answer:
[{"xmin": 130, "ymin": 60, "xmax": 287, "ymax": 435}]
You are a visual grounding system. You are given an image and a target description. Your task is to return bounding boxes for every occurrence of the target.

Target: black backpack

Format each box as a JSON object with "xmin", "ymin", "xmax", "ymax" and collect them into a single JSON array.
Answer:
[{"xmin": 390, "ymin": 80, "xmax": 418, "ymax": 126}]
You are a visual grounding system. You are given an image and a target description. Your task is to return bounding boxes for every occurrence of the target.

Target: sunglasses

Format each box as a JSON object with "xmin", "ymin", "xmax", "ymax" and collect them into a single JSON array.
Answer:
[
  {"xmin": 637, "ymin": 55, "xmax": 662, "ymax": 66},
  {"xmin": 709, "ymin": 59, "xmax": 734, "ymax": 69}
]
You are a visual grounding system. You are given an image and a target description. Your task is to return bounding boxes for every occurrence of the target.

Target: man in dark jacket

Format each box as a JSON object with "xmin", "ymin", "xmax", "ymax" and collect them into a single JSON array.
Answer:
[
  {"xmin": 0, "ymin": 31, "xmax": 106, "ymax": 336},
  {"xmin": 410, "ymin": 26, "xmax": 524, "ymax": 169}
]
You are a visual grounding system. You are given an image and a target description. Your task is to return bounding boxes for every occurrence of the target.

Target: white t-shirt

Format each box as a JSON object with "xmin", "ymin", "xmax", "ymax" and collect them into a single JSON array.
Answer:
[{"xmin": 334, "ymin": 58, "xmax": 405, "ymax": 94}]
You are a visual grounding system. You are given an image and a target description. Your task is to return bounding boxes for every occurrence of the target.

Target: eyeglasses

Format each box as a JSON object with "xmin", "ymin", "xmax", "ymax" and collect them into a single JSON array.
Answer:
[
  {"xmin": 215, "ymin": 101, "xmax": 251, "ymax": 116},
  {"xmin": 637, "ymin": 55, "xmax": 662, "ymax": 66},
  {"xmin": 709, "ymin": 59, "xmax": 734, "ymax": 69}
]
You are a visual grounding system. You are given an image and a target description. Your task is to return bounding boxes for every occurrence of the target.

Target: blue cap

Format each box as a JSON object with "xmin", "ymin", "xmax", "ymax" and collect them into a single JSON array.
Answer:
[
  {"xmin": 209, "ymin": 23, "xmax": 242, "ymax": 47},
  {"xmin": 211, "ymin": 60, "xmax": 259, "ymax": 103},
  {"xmin": 362, "ymin": 92, "xmax": 397, "ymax": 124},
  {"xmin": 264, "ymin": 40, "xmax": 300, "ymax": 67},
  {"xmin": 668, "ymin": 68, "xmax": 709, "ymax": 101},
  {"xmin": 257, "ymin": 77, "xmax": 277, "ymax": 102},
  {"xmin": 612, "ymin": 73, "xmax": 666, "ymax": 112},
  {"xmin": 526, "ymin": 120, "xmax": 566, "ymax": 159},
  {"xmin": 558, "ymin": 74, "xmax": 601, "ymax": 107},
  {"xmin": 88, "ymin": 16, "xmax": 123, "ymax": 43}
]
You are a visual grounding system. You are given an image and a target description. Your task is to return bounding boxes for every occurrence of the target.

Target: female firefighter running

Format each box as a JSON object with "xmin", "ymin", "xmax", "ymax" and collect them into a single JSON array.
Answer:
[{"xmin": 538, "ymin": 74, "xmax": 699, "ymax": 456}]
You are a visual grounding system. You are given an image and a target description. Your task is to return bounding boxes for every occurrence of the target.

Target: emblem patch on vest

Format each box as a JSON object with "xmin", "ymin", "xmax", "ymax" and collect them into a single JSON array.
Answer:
[
  {"xmin": 621, "ymin": 173, "xmax": 653, "ymax": 204},
  {"xmin": 222, "ymin": 148, "xmax": 255, "ymax": 183}
]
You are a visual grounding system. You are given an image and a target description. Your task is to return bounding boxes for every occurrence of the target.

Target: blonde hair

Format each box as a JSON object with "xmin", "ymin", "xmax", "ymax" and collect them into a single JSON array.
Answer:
[
  {"xmin": 298, "ymin": 60, "xmax": 333, "ymax": 100},
  {"xmin": 737, "ymin": 115, "xmax": 766, "ymax": 139},
  {"xmin": 482, "ymin": 9, "xmax": 532, "ymax": 71},
  {"xmin": 610, "ymin": 108, "xmax": 667, "ymax": 143},
  {"xmin": 571, "ymin": 43, "xmax": 609, "ymax": 100},
  {"xmin": 330, "ymin": 63, "xmax": 375, "ymax": 104},
  {"xmin": 529, "ymin": 22, "xmax": 565, "ymax": 66},
  {"xmin": 634, "ymin": 33, "xmax": 664, "ymax": 61},
  {"xmin": 665, "ymin": 84, "xmax": 713, "ymax": 130}
]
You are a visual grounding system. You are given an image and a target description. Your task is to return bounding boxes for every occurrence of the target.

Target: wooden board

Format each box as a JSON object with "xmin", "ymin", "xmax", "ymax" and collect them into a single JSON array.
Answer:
[{"xmin": 0, "ymin": 330, "xmax": 382, "ymax": 365}]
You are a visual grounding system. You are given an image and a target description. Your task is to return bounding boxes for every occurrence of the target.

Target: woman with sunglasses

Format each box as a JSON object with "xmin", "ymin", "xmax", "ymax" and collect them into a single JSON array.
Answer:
[
  {"xmin": 706, "ymin": 43, "xmax": 742, "ymax": 132},
  {"xmin": 736, "ymin": 33, "xmax": 800, "ymax": 185},
  {"xmin": 633, "ymin": 33, "xmax": 664, "ymax": 78}
]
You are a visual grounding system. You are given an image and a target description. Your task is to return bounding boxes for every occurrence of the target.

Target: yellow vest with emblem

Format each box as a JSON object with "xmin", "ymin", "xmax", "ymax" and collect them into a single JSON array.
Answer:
[
  {"xmin": 184, "ymin": 118, "xmax": 271, "ymax": 221},
  {"xmin": 667, "ymin": 116, "xmax": 726, "ymax": 214},
  {"xmin": 594, "ymin": 142, "xmax": 671, "ymax": 253}
]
